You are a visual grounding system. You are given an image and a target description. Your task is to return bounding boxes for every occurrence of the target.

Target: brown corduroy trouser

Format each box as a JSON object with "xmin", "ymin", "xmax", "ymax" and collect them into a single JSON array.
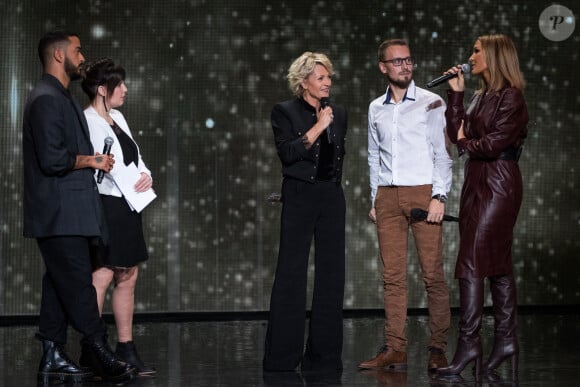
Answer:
[{"xmin": 374, "ymin": 185, "xmax": 450, "ymax": 352}]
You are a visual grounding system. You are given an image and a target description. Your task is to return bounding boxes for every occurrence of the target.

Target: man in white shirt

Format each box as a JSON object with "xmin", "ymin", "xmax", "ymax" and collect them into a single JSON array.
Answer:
[{"xmin": 358, "ymin": 39, "xmax": 452, "ymax": 372}]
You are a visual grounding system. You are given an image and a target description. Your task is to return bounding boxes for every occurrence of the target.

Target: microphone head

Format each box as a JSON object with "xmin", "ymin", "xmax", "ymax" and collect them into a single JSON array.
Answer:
[
  {"xmin": 461, "ymin": 63, "xmax": 471, "ymax": 74},
  {"xmin": 320, "ymin": 97, "xmax": 330, "ymax": 108},
  {"xmin": 104, "ymin": 136, "xmax": 114, "ymax": 146}
]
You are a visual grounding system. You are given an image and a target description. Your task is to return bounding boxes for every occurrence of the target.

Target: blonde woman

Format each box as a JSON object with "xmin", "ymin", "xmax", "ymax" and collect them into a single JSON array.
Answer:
[{"xmin": 263, "ymin": 52, "xmax": 347, "ymax": 372}]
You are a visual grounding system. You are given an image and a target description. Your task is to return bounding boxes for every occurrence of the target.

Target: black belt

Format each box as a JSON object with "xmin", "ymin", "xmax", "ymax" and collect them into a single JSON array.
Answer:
[
  {"xmin": 470, "ymin": 146, "xmax": 522, "ymax": 161},
  {"xmin": 497, "ymin": 146, "xmax": 522, "ymax": 161}
]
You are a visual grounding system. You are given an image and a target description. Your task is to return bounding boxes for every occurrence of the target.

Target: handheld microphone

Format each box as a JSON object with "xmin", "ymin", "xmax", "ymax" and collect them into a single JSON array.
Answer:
[
  {"xmin": 97, "ymin": 137, "xmax": 114, "ymax": 184},
  {"xmin": 411, "ymin": 208, "xmax": 459, "ymax": 222},
  {"xmin": 320, "ymin": 97, "xmax": 332, "ymax": 143},
  {"xmin": 426, "ymin": 63, "xmax": 471, "ymax": 89}
]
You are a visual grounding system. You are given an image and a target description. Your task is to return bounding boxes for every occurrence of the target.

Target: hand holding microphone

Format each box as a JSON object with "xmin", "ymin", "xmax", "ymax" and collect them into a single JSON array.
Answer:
[
  {"xmin": 411, "ymin": 208, "xmax": 459, "ymax": 222},
  {"xmin": 426, "ymin": 63, "xmax": 470, "ymax": 89},
  {"xmin": 319, "ymin": 97, "xmax": 333, "ymax": 143},
  {"xmin": 96, "ymin": 137, "xmax": 114, "ymax": 184}
]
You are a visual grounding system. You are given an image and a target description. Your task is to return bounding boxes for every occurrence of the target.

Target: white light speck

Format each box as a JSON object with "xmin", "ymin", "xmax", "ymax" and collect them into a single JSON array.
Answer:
[{"xmin": 91, "ymin": 25, "xmax": 106, "ymax": 39}]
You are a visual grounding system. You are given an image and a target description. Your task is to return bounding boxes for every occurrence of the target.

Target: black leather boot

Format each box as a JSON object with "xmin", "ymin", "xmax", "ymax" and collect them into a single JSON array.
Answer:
[
  {"xmin": 484, "ymin": 274, "xmax": 519, "ymax": 380},
  {"xmin": 436, "ymin": 277, "xmax": 484, "ymax": 378},
  {"xmin": 116, "ymin": 341, "xmax": 157, "ymax": 377},
  {"xmin": 79, "ymin": 335, "xmax": 137, "ymax": 383},
  {"xmin": 37, "ymin": 337, "xmax": 93, "ymax": 384}
]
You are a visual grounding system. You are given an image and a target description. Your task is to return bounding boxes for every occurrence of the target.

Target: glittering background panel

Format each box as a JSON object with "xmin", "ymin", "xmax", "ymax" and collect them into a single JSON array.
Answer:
[{"xmin": 1, "ymin": 0, "xmax": 578, "ymax": 315}]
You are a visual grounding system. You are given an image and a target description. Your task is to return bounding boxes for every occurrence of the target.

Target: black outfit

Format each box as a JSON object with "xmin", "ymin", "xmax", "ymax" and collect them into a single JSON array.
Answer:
[
  {"xmin": 22, "ymin": 74, "xmax": 107, "ymax": 344},
  {"xmin": 25, "ymin": 73, "xmax": 136, "ymax": 384},
  {"xmin": 263, "ymin": 97, "xmax": 347, "ymax": 371},
  {"xmin": 94, "ymin": 121, "xmax": 148, "ymax": 269}
]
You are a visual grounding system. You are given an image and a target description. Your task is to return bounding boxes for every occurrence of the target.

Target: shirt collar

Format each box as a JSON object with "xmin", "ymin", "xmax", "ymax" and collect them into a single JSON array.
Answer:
[{"xmin": 383, "ymin": 80, "xmax": 416, "ymax": 104}]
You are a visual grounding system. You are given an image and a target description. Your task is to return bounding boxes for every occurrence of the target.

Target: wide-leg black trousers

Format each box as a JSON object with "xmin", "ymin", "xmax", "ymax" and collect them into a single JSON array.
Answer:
[{"xmin": 263, "ymin": 178, "xmax": 346, "ymax": 371}]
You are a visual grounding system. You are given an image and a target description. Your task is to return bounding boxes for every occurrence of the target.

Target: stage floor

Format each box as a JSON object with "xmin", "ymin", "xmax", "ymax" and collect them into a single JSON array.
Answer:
[{"xmin": 1, "ymin": 313, "xmax": 579, "ymax": 386}]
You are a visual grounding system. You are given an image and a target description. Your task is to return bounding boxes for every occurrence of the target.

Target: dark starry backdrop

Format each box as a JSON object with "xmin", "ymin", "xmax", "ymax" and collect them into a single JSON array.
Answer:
[{"xmin": 0, "ymin": 0, "xmax": 578, "ymax": 315}]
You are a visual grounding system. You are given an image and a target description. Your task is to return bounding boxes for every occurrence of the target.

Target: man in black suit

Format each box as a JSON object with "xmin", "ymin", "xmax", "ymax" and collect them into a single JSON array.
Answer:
[{"xmin": 23, "ymin": 31, "xmax": 135, "ymax": 384}]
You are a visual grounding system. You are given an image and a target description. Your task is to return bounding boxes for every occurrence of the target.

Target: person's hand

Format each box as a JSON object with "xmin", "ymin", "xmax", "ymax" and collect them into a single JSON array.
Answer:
[
  {"xmin": 317, "ymin": 105, "xmax": 334, "ymax": 129},
  {"xmin": 94, "ymin": 152, "xmax": 114, "ymax": 172},
  {"xmin": 368, "ymin": 207, "xmax": 377, "ymax": 224},
  {"xmin": 134, "ymin": 172, "xmax": 153, "ymax": 192},
  {"xmin": 445, "ymin": 64, "xmax": 466, "ymax": 92},
  {"xmin": 427, "ymin": 200, "xmax": 445, "ymax": 223}
]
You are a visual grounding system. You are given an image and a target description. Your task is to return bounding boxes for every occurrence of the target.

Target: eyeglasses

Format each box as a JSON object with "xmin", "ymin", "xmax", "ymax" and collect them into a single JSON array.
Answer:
[{"xmin": 380, "ymin": 57, "xmax": 414, "ymax": 66}]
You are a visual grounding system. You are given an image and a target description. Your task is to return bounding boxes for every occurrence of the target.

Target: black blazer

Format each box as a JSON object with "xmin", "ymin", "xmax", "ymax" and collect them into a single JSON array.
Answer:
[
  {"xmin": 271, "ymin": 97, "xmax": 347, "ymax": 183},
  {"xmin": 22, "ymin": 74, "xmax": 106, "ymax": 239}
]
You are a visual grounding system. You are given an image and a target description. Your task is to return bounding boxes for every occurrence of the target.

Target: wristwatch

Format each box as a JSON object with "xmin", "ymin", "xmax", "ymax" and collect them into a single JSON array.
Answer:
[{"xmin": 432, "ymin": 194, "xmax": 448, "ymax": 203}]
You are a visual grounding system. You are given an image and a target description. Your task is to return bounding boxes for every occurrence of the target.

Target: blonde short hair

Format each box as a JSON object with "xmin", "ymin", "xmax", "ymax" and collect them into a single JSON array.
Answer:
[
  {"xmin": 477, "ymin": 34, "xmax": 525, "ymax": 92},
  {"xmin": 287, "ymin": 52, "xmax": 334, "ymax": 97}
]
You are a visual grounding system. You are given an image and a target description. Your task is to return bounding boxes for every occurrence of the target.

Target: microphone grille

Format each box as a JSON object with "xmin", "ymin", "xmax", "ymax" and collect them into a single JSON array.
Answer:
[
  {"xmin": 320, "ymin": 97, "xmax": 330, "ymax": 108},
  {"xmin": 104, "ymin": 136, "xmax": 114, "ymax": 145},
  {"xmin": 461, "ymin": 63, "xmax": 471, "ymax": 74}
]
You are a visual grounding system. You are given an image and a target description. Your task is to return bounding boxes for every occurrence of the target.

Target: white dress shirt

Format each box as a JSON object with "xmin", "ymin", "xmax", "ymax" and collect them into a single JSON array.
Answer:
[{"xmin": 368, "ymin": 80, "xmax": 452, "ymax": 206}]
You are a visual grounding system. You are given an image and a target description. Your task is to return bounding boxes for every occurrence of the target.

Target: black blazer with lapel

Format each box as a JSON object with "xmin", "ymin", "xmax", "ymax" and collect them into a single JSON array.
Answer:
[
  {"xmin": 271, "ymin": 97, "xmax": 347, "ymax": 184},
  {"xmin": 22, "ymin": 74, "xmax": 106, "ymax": 239}
]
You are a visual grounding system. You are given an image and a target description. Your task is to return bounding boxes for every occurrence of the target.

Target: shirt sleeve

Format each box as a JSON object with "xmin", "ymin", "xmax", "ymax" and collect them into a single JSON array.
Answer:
[
  {"xmin": 368, "ymin": 103, "xmax": 380, "ymax": 206},
  {"xmin": 429, "ymin": 98, "xmax": 453, "ymax": 196}
]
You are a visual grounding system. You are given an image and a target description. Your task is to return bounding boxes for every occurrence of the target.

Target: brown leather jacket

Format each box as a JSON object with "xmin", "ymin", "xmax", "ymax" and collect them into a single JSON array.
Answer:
[{"xmin": 445, "ymin": 87, "xmax": 528, "ymax": 278}]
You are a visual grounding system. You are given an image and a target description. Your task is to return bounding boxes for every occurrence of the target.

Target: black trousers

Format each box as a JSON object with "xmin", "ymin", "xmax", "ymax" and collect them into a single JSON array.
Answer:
[
  {"xmin": 263, "ymin": 178, "xmax": 346, "ymax": 371},
  {"xmin": 36, "ymin": 236, "xmax": 106, "ymax": 344}
]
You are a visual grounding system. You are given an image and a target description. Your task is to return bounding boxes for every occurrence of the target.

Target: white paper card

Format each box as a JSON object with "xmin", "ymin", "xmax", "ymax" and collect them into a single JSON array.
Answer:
[{"xmin": 113, "ymin": 162, "xmax": 157, "ymax": 213}]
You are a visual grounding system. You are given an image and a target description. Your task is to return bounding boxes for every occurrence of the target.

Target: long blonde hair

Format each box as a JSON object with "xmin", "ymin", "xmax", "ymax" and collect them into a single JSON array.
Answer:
[
  {"xmin": 287, "ymin": 52, "xmax": 334, "ymax": 97},
  {"xmin": 477, "ymin": 34, "xmax": 525, "ymax": 92}
]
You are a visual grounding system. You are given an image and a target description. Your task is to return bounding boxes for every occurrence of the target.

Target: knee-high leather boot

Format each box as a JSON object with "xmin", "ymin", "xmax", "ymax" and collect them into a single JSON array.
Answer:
[
  {"xmin": 436, "ymin": 277, "xmax": 484, "ymax": 377},
  {"xmin": 484, "ymin": 274, "xmax": 518, "ymax": 379}
]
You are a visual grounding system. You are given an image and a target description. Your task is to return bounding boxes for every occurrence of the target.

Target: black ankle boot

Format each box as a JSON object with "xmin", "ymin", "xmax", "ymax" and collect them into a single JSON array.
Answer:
[
  {"xmin": 37, "ymin": 337, "xmax": 93, "ymax": 384},
  {"xmin": 116, "ymin": 341, "xmax": 157, "ymax": 377},
  {"xmin": 80, "ymin": 335, "xmax": 137, "ymax": 383}
]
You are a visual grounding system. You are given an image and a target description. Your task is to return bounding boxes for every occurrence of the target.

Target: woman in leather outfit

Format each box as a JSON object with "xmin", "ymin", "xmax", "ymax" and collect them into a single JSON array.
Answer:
[{"xmin": 436, "ymin": 34, "xmax": 528, "ymax": 380}]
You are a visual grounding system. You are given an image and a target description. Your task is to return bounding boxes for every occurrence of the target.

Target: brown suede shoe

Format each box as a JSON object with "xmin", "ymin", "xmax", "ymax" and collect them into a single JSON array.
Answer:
[
  {"xmin": 428, "ymin": 349, "xmax": 448, "ymax": 371},
  {"xmin": 358, "ymin": 347, "xmax": 407, "ymax": 370}
]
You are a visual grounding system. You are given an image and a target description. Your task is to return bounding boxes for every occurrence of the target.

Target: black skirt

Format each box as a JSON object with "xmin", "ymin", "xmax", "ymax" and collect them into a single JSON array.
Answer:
[{"xmin": 93, "ymin": 195, "xmax": 149, "ymax": 268}]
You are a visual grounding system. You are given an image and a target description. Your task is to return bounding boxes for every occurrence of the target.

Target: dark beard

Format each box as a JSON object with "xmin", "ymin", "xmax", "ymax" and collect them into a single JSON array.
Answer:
[
  {"xmin": 65, "ymin": 57, "xmax": 82, "ymax": 81},
  {"xmin": 387, "ymin": 73, "xmax": 412, "ymax": 89}
]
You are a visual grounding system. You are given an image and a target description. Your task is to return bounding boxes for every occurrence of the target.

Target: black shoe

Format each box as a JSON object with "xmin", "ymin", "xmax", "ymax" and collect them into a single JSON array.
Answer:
[
  {"xmin": 37, "ymin": 337, "xmax": 93, "ymax": 384},
  {"xmin": 80, "ymin": 335, "xmax": 137, "ymax": 383},
  {"xmin": 116, "ymin": 341, "xmax": 157, "ymax": 377}
]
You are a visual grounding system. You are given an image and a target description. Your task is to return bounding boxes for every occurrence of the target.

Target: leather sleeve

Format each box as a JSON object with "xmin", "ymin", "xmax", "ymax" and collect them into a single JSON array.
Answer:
[
  {"xmin": 459, "ymin": 88, "xmax": 528, "ymax": 159},
  {"xmin": 445, "ymin": 90, "xmax": 465, "ymax": 144}
]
